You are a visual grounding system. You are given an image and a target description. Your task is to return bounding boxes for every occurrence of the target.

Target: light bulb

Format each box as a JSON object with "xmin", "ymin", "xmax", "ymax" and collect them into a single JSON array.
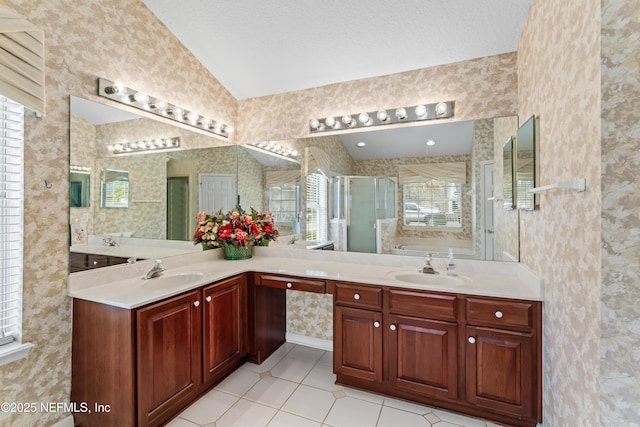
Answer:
[
  {"xmin": 435, "ymin": 102, "xmax": 448, "ymax": 117},
  {"xmin": 356, "ymin": 142, "xmax": 366, "ymax": 147},
  {"xmin": 358, "ymin": 112, "xmax": 370, "ymax": 124},
  {"xmin": 105, "ymin": 82, "xmax": 125, "ymax": 95},
  {"xmin": 150, "ymin": 100, "xmax": 166, "ymax": 110},
  {"xmin": 133, "ymin": 92, "xmax": 149, "ymax": 104},
  {"xmin": 325, "ymin": 116, "xmax": 336, "ymax": 128},
  {"xmin": 342, "ymin": 115, "xmax": 352, "ymax": 125},
  {"xmin": 395, "ymin": 108, "xmax": 407, "ymax": 120},
  {"xmin": 426, "ymin": 140, "xmax": 436, "ymax": 146},
  {"xmin": 309, "ymin": 118, "xmax": 320, "ymax": 129},
  {"xmin": 376, "ymin": 110, "xmax": 388, "ymax": 122},
  {"xmin": 187, "ymin": 111, "xmax": 199, "ymax": 123},
  {"xmin": 415, "ymin": 104, "xmax": 427, "ymax": 118}
]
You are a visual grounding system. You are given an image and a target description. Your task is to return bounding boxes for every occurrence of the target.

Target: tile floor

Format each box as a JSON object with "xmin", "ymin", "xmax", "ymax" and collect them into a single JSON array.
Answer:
[{"xmin": 166, "ymin": 343, "xmax": 505, "ymax": 427}]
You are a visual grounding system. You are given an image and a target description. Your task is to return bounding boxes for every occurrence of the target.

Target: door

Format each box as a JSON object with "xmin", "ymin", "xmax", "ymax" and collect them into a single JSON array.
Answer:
[
  {"xmin": 137, "ymin": 291, "xmax": 202, "ymax": 427},
  {"xmin": 199, "ymin": 173, "xmax": 235, "ymax": 213},
  {"xmin": 167, "ymin": 177, "xmax": 189, "ymax": 240},
  {"xmin": 334, "ymin": 305, "xmax": 382, "ymax": 383},
  {"xmin": 466, "ymin": 326, "xmax": 534, "ymax": 419},
  {"xmin": 481, "ymin": 161, "xmax": 495, "ymax": 260},
  {"xmin": 347, "ymin": 177, "xmax": 376, "ymax": 253},
  {"xmin": 202, "ymin": 276, "xmax": 243, "ymax": 385},
  {"xmin": 388, "ymin": 314, "xmax": 458, "ymax": 400}
]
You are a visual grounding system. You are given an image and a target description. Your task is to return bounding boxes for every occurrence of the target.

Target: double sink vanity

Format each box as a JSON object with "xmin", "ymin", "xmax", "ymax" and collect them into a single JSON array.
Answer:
[{"xmin": 69, "ymin": 247, "xmax": 543, "ymax": 427}]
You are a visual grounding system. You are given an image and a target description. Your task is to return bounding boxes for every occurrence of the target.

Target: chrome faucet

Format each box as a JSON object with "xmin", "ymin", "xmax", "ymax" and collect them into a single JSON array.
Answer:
[
  {"xmin": 288, "ymin": 235, "xmax": 299, "ymax": 245},
  {"xmin": 103, "ymin": 236, "xmax": 118, "ymax": 246},
  {"xmin": 144, "ymin": 259, "xmax": 165, "ymax": 279},
  {"xmin": 421, "ymin": 253, "xmax": 439, "ymax": 274}
]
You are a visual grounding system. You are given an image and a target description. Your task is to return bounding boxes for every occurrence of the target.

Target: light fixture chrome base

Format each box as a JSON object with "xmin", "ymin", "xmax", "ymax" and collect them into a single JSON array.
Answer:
[
  {"xmin": 309, "ymin": 101, "xmax": 454, "ymax": 134},
  {"xmin": 97, "ymin": 78, "xmax": 231, "ymax": 138}
]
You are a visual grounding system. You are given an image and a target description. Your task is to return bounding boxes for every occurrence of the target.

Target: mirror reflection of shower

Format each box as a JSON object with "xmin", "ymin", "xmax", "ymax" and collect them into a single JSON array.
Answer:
[{"xmin": 330, "ymin": 176, "xmax": 397, "ymax": 253}]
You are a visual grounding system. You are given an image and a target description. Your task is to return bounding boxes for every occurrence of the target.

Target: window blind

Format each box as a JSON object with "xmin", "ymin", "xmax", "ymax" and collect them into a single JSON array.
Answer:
[
  {"xmin": 0, "ymin": 95, "xmax": 24, "ymax": 347},
  {"xmin": 305, "ymin": 173, "xmax": 328, "ymax": 241},
  {"xmin": 0, "ymin": 5, "xmax": 45, "ymax": 115}
]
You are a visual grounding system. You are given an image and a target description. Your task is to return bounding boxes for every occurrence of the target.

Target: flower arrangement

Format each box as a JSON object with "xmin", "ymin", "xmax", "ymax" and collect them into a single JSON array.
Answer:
[
  {"xmin": 193, "ymin": 207, "xmax": 278, "ymax": 250},
  {"xmin": 251, "ymin": 208, "xmax": 279, "ymax": 246}
]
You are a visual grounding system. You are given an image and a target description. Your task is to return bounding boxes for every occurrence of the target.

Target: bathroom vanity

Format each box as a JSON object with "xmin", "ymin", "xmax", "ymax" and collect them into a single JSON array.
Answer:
[{"xmin": 69, "ymin": 248, "xmax": 543, "ymax": 427}]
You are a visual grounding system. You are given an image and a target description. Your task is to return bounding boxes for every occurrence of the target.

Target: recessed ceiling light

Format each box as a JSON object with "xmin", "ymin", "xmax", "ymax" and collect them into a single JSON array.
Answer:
[
  {"xmin": 356, "ymin": 142, "xmax": 366, "ymax": 147},
  {"xmin": 426, "ymin": 139, "xmax": 436, "ymax": 146}
]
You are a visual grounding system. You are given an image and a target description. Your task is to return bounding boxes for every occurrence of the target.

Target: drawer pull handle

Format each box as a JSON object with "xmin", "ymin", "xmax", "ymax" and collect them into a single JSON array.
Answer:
[
  {"xmin": 373, "ymin": 321, "xmax": 380, "ymax": 328},
  {"xmin": 206, "ymin": 296, "xmax": 212, "ymax": 302},
  {"xmin": 390, "ymin": 324, "xmax": 397, "ymax": 331},
  {"xmin": 495, "ymin": 311, "xmax": 503, "ymax": 319},
  {"xmin": 194, "ymin": 301, "xmax": 200, "ymax": 307},
  {"xmin": 468, "ymin": 337, "xmax": 476, "ymax": 344},
  {"xmin": 354, "ymin": 293, "xmax": 361, "ymax": 300},
  {"xmin": 287, "ymin": 282, "xmax": 293, "ymax": 288}
]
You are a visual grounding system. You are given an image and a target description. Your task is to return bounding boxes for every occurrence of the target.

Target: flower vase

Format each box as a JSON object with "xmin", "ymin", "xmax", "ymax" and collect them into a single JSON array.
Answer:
[
  {"xmin": 257, "ymin": 240, "xmax": 270, "ymax": 247},
  {"xmin": 202, "ymin": 243, "xmax": 216, "ymax": 251},
  {"xmin": 222, "ymin": 243, "xmax": 253, "ymax": 260}
]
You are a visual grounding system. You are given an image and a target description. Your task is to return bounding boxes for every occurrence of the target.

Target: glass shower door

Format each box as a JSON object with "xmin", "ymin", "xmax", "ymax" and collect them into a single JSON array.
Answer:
[{"xmin": 347, "ymin": 177, "xmax": 376, "ymax": 253}]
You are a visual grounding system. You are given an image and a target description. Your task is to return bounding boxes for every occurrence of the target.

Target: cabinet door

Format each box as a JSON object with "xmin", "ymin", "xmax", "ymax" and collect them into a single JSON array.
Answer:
[
  {"xmin": 202, "ymin": 275, "xmax": 243, "ymax": 385},
  {"xmin": 137, "ymin": 290, "xmax": 202, "ymax": 427},
  {"xmin": 334, "ymin": 306, "xmax": 382, "ymax": 383},
  {"xmin": 388, "ymin": 314, "xmax": 458, "ymax": 400},
  {"xmin": 466, "ymin": 326, "xmax": 534, "ymax": 419}
]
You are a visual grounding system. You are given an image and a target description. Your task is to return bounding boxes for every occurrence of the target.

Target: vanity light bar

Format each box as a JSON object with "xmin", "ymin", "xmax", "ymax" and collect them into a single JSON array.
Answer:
[
  {"xmin": 249, "ymin": 141, "xmax": 298, "ymax": 159},
  {"xmin": 108, "ymin": 137, "xmax": 180, "ymax": 154},
  {"xmin": 98, "ymin": 78, "xmax": 232, "ymax": 139},
  {"xmin": 70, "ymin": 165, "xmax": 91, "ymax": 173},
  {"xmin": 309, "ymin": 101, "xmax": 454, "ymax": 134}
]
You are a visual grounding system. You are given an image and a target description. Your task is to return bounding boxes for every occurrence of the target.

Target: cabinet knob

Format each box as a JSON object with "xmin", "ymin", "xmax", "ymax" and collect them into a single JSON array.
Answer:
[
  {"xmin": 373, "ymin": 321, "xmax": 380, "ymax": 328},
  {"xmin": 193, "ymin": 301, "xmax": 200, "ymax": 307},
  {"xmin": 287, "ymin": 282, "xmax": 293, "ymax": 288},
  {"xmin": 353, "ymin": 293, "xmax": 361, "ymax": 300},
  {"xmin": 93, "ymin": 260, "xmax": 98, "ymax": 266},
  {"xmin": 206, "ymin": 296, "xmax": 212, "ymax": 303},
  {"xmin": 390, "ymin": 324, "xmax": 397, "ymax": 331},
  {"xmin": 495, "ymin": 311, "xmax": 503, "ymax": 319},
  {"xmin": 468, "ymin": 337, "xmax": 476, "ymax": 344}
]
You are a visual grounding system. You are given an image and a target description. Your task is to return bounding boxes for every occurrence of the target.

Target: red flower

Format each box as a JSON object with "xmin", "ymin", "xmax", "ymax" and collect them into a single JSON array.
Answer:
[{"xmin": 218, "ymin": 224, "xmax": 232, "ymax": 240}]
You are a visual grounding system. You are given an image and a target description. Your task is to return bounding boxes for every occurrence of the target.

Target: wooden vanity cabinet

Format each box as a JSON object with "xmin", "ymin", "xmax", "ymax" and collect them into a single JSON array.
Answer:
[
  {"xmin": 464, "ymin": 297, "xmax": 541, "ymax": 422},
  {"xmin": 72, "ymin": 274, "xmax": 246, "ymax": 427}
]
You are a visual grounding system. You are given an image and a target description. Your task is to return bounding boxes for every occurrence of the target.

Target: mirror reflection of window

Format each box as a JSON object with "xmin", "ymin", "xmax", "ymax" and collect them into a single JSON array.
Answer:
[
  {"xmin": 306, "ymin": 172, "xmax": 328, "ymax": 241},
  {"xmin": 502, "ymin": 137, "xmax": 515, "ymax": 210},
  {"xmin": 268, "ymin": 181, "xmax": 300, "ymax": 224},
  {"xmin": 100, "ymin": 168, "xmax": 129, "ymax": 208},
  {"xmin": 403, "ymin": 179, "xmax": 462, "ymax": 228}
]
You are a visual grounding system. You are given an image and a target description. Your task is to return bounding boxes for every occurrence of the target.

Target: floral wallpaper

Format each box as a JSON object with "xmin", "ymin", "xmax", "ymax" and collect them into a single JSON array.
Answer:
[{"xmin": 518, "ymin": 0, "xmax": 602, "ymax": 425}]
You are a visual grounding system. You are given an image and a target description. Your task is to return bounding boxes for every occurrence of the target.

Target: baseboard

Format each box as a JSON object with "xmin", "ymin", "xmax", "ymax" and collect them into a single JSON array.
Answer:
[
  {"xmin": 285, "ymin": 333, "xmax": 333, "ymax": 351},
  {"xmin": 51, "ymin": 415, "xmax": 74, "ymax": 427}
]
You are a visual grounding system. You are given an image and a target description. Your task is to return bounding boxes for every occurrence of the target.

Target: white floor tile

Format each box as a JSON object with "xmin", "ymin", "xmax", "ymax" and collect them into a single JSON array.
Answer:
[
  {"xmin": 342, "ymin": 386, "xmax": 385, "ymax": 404},
  {"xmin": 324, "ymin": 396, "xmax": 381, "ymax": 427},
  {"xmin": 377, "ymin": 406, "xmax": 431, "ymax": 427},
  {"xmin": 164, "ymin": 417, "xmax": 199, "ymax": 427},
  {"xmin": 318, "ymin": 350, "xmax": 334, "ymax": 366},
  {"xmin": 241, "ymin": 352, "xmax": 285, "ymax": 373},
  {"xmin": 214, "ymin": 368, "xmax": 261, "ymax": 396},
  {"xmin": 383, "ymin": 396, "xmax": 432, "ymax": 415},
  {"xmin": 244, "ymin": 376, "xmax": 299, "ymax": 408},
  {"xmin": 302, "ymin": 363, "xmax": 342, "ymax": 392},
  {"xmin": 432, "ymin": 408, "xmax": 488, "ymax": 427},
  {"xmin": 216, "ymin": 398, "xmax": 278, "ymax": 427},
  {"xmin": 273, "ymin": 342, "xmax": 297, "ymax": 356},
  {"xmin": 268, "ymin": 411, "xmax": 322, "ymax": 427},
  {"xmin": 281, "ymin": 384, "xmax": 336, "ymax": 422},
  {"xmin": 178, "ymin": 389, "xmax": 239, "ymax": 424},
  {"xmin": 286, "ymin": 345, "xmax": 326, "ymax": 363},
  {"xmin": 271, "ymin": 356, "xmax": 316, "ymax": 382}
]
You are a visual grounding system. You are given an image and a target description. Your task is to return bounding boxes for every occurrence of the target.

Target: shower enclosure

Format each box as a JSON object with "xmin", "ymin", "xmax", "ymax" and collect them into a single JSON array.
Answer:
[{"xmin": 330, "ymin": 176, "xmax": 396, "ymax": 253}]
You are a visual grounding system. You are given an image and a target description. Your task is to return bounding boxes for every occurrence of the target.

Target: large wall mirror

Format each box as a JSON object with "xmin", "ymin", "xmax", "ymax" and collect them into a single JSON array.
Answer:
[{"xmin": 69, "ymin": 95, "xmax": 520, "ymax": 271}]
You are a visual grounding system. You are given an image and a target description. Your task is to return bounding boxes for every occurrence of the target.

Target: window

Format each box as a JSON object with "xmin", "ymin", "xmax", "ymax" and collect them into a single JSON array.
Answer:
[
  {"xmin": 403, "ymin": 179, "xmax": 462, "ymax": 228},
  {"xmin": 0, "ymin": 95, "xmax": 32, "ymax": 364},
  {"xmin": 305, "ymin": 173, "xmax": 328, "ymax": 241},
  {"xmin": 268, "ymin": 182, "xmax": 300, "ymax": 224},
  {"xmin": 100, "ymin": 168, "xmax": 129, "ymax": 208}
]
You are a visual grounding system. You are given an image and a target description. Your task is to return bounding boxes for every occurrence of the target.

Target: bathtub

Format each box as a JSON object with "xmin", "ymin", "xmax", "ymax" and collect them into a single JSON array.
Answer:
[{"xmin": 390, "ymin": 240, "xmax": 477, "ymax": 259}]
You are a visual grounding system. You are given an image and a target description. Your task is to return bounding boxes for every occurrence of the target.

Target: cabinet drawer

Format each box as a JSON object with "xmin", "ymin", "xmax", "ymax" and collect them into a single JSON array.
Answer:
[
  {"xmin": 335, "ymin": 283, "xmax": 382, "ymax": 310},
  {"xmin": 389, "ymin": 289, "xmax": 457, "ymax": 322},
  {"xmin": 86, "ymin": 254, "xmax": 108, "ymax": 269},
  {"xmin": 466, "ymin": 297, "xmax": 534, "ymax": 331},
  {"xmin": 259, "ymin": 274, "xmax": 326, "ymax": 293}
]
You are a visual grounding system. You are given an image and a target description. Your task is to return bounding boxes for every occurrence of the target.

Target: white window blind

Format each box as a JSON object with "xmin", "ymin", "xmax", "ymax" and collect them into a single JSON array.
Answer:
[
  {"xmin": 305, "ymin": 173, "xmax": 328, "ymax": 241},
  {"xmin": 403, "ymin": 179, "xmax": 462, "ymax": 228},
  {"xmin": 0, "ymin": 95, "xmax": 24, "ymax": 347}
]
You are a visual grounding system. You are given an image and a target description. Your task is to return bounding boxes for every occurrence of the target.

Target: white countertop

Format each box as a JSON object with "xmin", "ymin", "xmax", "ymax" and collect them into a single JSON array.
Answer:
[
  {"xmin": 71, "ymin": 236, "xmax": 201, "ymax": 259},
  {"xmin": 68, "ymin": 247, "xmax": 544, "ymax": 309}
]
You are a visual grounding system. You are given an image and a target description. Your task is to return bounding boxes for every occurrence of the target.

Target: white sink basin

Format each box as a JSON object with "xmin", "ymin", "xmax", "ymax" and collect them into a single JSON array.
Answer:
[
  {"xmin": 141, "ymin": 272, "xmax": 205, "ymax": 289},
  {"xmin": 391, "ymin": 272, "xmax": 466, "ymax": 286}
]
